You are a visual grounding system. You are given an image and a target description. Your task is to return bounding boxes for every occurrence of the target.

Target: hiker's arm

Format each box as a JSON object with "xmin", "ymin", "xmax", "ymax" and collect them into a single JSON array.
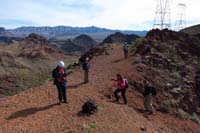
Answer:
[{"xmin": 111, "ymin": 78, "xmax": 117, "ymax": 81}]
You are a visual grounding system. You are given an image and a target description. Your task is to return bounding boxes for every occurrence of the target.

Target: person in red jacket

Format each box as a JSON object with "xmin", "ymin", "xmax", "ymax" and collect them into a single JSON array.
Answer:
[
  {"xmin": 52, "ymin": 61, "xmax": 67, "ymax": 104},
  {"xmin": 111, "ymin": 74, "xmax": 127, "ymax": 104}
]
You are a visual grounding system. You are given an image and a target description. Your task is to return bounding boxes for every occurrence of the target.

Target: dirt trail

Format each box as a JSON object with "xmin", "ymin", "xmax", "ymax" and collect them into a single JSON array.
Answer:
[{"xmin": 0, "ymin": 44, "xmax": 199, "ymax": 133}]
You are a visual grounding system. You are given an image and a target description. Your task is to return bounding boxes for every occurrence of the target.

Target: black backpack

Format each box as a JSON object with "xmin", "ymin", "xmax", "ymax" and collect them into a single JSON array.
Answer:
[
  {"xmin": 151, "ymin": 87, "xmax": 157, "ymax": 96},
  {"xmin": 82, "ymin": 99, "xmax": 97, "ymax": 114}
]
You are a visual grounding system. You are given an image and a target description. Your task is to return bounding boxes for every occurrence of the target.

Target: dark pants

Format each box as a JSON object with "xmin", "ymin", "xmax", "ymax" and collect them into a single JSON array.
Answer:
[
  {"xmin": 56, "ymin": 83, "xmax": 67, "ymax": 102},
  {"xmin": 114, "ymin": 88, "xmax": 127, "ymax": 104},
  {"xmin": 124, "ymin": 50, "xmax": 128, "ymax": 59},
  {"xmin": 84, "ymin": 70, "xmax": 89, "ymax": 83}
]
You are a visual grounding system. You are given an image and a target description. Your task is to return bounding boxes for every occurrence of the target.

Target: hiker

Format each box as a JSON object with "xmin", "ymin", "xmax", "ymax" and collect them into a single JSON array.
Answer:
[
  {"xmin": 52, "ymin": 61, "xmax": 68, "ymax": 104},
  {"xmin": 82, "ymin": 57, "xmax": 90, "ymax": 83},
  {"xmin": 111, "ymin": 74, "xmax": 128, "ymax": 104},
  {"xmin": 143, "ymin": 80, "xmax": 157, "ymax": 115},
  {"xmin": 123, "ymin": 42, "xmax": 129, "ymax": 59}
]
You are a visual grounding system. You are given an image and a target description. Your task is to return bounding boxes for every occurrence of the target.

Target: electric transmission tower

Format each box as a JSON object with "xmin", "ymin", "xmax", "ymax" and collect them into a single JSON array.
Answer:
[
  {"xmin": 175, "ymin": 3, "xmax": 186, "ymax": 31},
  {"xmin": 153, "ymin": 0, "xmax": 171, "ymax": 30}
]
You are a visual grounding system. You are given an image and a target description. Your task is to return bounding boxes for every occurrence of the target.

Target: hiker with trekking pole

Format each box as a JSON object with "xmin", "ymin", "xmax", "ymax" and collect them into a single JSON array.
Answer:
[
  {"xmin": 52, "ymin": 61, "xmax": 68, "ymax": 104},
  {"xmin": 111, "ymin": 74, "xmax": 129, "ymax": 104}
]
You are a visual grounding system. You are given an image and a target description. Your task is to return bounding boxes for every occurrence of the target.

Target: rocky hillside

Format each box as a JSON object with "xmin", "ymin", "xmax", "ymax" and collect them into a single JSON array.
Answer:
[
  {"xmin": 101, "ymin": 32, "xmax": 139, "ymax": 45},
  {"xmin": 181, "ymin": 24, "xmax": 200, "ymax": 35},
  {"xmin": 0, "ymin": 33, "xmax": 78, "ymax": 97},
  {"xmin": 130, "ymin": 28, "xmax": 200, "ymax": 117}
]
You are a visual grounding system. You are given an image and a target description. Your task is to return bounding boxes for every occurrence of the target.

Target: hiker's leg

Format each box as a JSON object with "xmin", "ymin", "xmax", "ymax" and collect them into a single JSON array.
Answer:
[
  {"xmin": 62, "ymin": 83, "xmax": 67, "ymax": 102},
  {"xmin": 114, "ymin": 89, "xmax": 120, "ymax": 102},
  {"xmin": 146, "ymin": 95, "xmax": 152, "ymax": 112},
  {"xmin": 125, "ymin": 51, "xmax": 128, "ymax": 58},
  {"xmin": 56, "ymin": 84, "xmax": 62, "ymax": 102},
  {"xmin": 121, "ymin": 89, "xmax": 127, "ymax": 104},
  {"xmin": 144, "ymin": 96, "xmax": 147, "ymax": 110},
  {"xmin": 84, "ymin": 70, "xmax": 88, "ymax": 83},
  {"xmin": 86, "ymin": 70, "xmax": 89, "ymax": 82},
  {"xmin": 124, "ymin": 51, "xmax": 128, "ymax": 59},
  {"xmin": 149, "ymin": 94, "xmax": 154, "ymax": 113}
]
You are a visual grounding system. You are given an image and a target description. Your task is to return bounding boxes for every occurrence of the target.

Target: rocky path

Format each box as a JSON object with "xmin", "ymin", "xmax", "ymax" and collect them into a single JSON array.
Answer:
[{"xmin": 0, "ymin": 44, "xmax": 199, "ymax": 133}]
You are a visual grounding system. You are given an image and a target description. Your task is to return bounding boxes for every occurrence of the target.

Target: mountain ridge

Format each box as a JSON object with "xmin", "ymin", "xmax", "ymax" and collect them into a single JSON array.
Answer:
[{"xmin": 0, "ymin": 26, "xmax": 147, "ymax": 39}]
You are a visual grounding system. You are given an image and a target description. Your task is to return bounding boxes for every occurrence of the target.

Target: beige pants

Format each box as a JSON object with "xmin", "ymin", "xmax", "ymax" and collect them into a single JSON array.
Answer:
[
  {"xmin": 84, "ymin": 70, "xmax": 89, "ymax": 83},
  {"xmin": 144, "ymin": 94, "xmax": 154, "ymax": 113}
]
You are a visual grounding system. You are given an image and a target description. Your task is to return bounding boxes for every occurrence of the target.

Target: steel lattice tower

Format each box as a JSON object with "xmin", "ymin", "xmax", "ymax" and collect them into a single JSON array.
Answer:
[
  {"xmin": 153, "ymin": 0, "xmax": 171, "ymax": 29},
  {"xmin": 175, "ymin": 3, "xmax": 186, "ymax": 31}
]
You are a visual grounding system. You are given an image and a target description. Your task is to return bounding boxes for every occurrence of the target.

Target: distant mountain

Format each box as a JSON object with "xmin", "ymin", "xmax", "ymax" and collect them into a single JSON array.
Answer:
[
  {"xmin": 0, "ymin": 36, "xmax": 22, "ymax": 44},
  {"xmin": 0, "ymin": 26, "xmax": 147, "ymax": 40},
  {"xmin": 181, "ymin": 24, "xmax": 200, "ymax": 35},
  {"xmin": 0, "ymin": 27, "xmax": 5, "ymax": 32},
  {"xmin": 61, "ymin": 39, "xmax": 85, "ymax": 53},
  {"xmin": 59, "ymin": 34, "xmax": 98, "ymax": 53},
  {"xmin": 101, "ymin": 32, "xmax": 139, "ymax": 45},
  {"xmin": 73, "ymin": 34, "xmax": 98, "ymax": 51}
]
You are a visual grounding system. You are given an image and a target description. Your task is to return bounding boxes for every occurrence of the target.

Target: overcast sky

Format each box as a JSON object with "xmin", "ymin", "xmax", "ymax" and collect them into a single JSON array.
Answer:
[{"xmin": 0, "ymin": 0, "xmax": 199, "ymax": 30}]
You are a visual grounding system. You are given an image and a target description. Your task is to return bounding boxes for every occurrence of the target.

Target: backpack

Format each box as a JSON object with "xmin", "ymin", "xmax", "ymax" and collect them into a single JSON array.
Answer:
[
  {"xmin": 124, "ymin": 79, "xmax": 129, "ymax": 88},
  {"xmin": 82, "ymin": 99, "xmax": 97, "ymax": 114},
  {"xmin": 52, "ymin": 67, "xmax": 66, "ymax": 84},
  {"xmin": 151, "ymin": 87, "xmax": 157, "ymax": 96},
  {"xmin": 123, "ymin": 44, "xmax": 129, "ymax": 51}
]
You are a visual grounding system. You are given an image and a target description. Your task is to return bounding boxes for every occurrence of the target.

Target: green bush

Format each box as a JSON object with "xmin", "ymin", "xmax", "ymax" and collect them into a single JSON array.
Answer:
[
  {"xmin": 130, "ymin": 38, "xmax": 146, "ymax": 54},
  {"xmin": 159, "ymin": 100, "xmax": 170, "ymax": 113},
  {"xmin": 190, "ymin": 113, "xmax": 200, "ymax": 124},
  {"xmin": 176, "ymin": 108, "xmax": 190, "ymax": 119},
  {"xmin": 83, "ymin": 122, "xmax": 97, "ymax": 132}
]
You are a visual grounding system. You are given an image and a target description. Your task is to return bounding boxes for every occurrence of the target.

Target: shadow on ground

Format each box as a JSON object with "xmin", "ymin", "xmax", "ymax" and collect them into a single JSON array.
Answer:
[
  {"xmin": 68, "ymin": 82, "xmax": 85, "ymax": 89},
  {"xmin": 7, "ymin": 103, "xmax": 59, "ymax": 120},
  {"xmin": 112, "ymin": 58, "xmax": 124, "ymax": 63}
]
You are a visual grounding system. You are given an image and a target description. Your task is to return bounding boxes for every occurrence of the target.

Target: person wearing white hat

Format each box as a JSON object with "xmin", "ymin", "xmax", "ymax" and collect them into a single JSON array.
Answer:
[
  {"xmin": 82, "ymin": 57, "xmax": 90, "ymax": 83},
  {"xmin": 52, "ymin": 61, "xmax": 68, "ymax": 104}
]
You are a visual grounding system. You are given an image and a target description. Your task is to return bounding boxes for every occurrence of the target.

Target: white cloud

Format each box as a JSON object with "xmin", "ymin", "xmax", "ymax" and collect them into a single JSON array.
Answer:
[{"xmin": 0, "ymin": 0, "xmax": 199, "ymax": 30}]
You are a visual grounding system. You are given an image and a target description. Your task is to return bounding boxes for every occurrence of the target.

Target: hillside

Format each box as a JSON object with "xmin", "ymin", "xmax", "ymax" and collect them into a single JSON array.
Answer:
[
  {"xmin": 0, "ymin": 33, "xmax": 78, "ymax": 97},
  {"xmin": 0, "ymin": 43, "xmax": 199, "ymax": 132},
  {"xmin": 181, "ymin": 24, "xmax": 200, "ymax": 35},
  {"xmin": 131, "ymin": 28, "xmax": 200, "ymax": 117}
]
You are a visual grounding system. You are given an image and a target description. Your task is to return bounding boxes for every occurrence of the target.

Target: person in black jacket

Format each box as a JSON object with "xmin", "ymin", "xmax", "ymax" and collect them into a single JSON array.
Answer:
[
  {"xmin": 52, "ymin": 61, "xmax": 67, "ymax": 104},
  {"xmin": 82, "ymin": 57, "xmax": 90, "ymax": 83},
  {"xmin": 143, "ymin": 80, "xmax": 156, "ymax": 114}
]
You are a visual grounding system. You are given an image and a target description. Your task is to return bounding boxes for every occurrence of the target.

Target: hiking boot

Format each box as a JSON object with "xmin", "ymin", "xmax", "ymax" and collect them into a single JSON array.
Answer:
[{"xmin": 63, "ymin": 101, "xmax": 68, "ymax": 104}]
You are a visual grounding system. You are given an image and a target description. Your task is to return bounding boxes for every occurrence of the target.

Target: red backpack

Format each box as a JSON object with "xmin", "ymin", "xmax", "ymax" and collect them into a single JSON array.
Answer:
[{"xmin": 57, "ymin": 67, "xmax": 66, "ymax": 83}]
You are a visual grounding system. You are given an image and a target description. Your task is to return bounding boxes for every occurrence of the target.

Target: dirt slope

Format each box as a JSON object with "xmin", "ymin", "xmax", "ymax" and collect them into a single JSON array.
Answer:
[{"xmin": 0, "ymin": 44, "xmax": 199, "ymax": 133}]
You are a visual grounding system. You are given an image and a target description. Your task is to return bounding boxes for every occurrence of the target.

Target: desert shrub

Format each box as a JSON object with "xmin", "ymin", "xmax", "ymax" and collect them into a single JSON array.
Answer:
[
  {"xmin": 190, "ymin": 113, "xmax": 200, "ymax": 124},
  {"xmin": 159, "ymin": 100, "xmax": 170, "ymax": 113},
  {"xmin": 176, "ymin": 108, "xmax": 190, "ymax": 119},
  {"xmin": 130, "ymin": 38, "xmax": 146, "ymax": 54},
  {"xmin": 83, "ymin": 122, "xmax": 97, "ymax": 132}
]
